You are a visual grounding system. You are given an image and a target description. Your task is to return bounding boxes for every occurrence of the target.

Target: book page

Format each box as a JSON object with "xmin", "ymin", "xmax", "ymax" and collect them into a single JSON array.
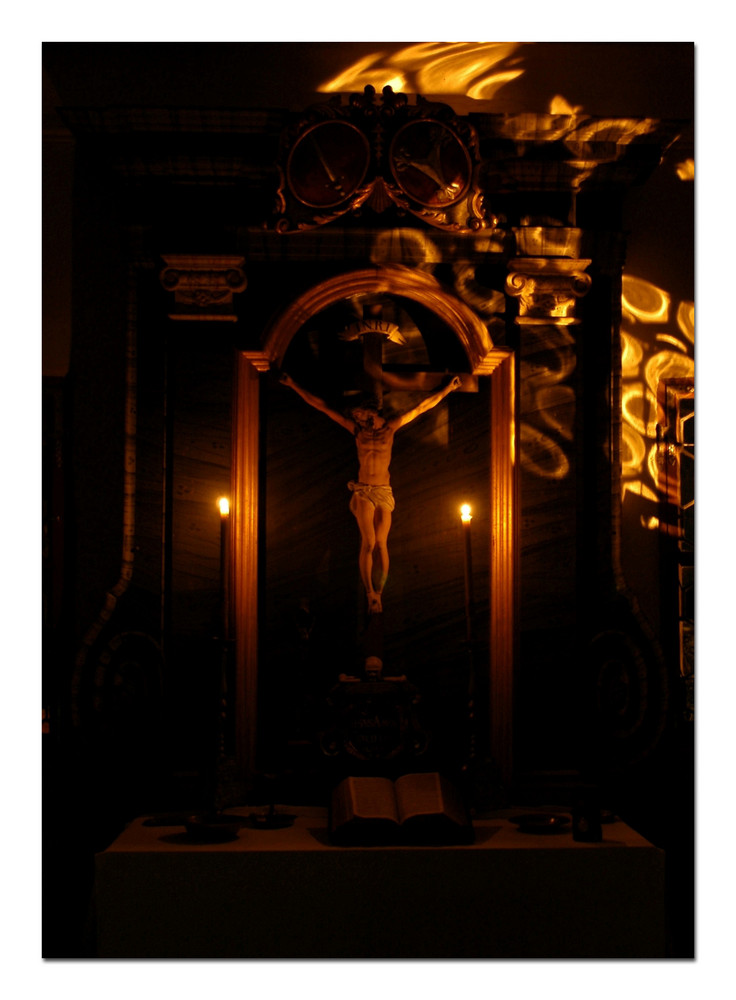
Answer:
[
  {"xmin": 395, "ymin": 773, "xmax": 467, "ymax": 827},
  {"xmin": 394, "ymin": 772, "xmax": 442, "ymax": 823},
  {"xmin": 347, "ymin": 776, "xmax": 399, "ymax": 823}
]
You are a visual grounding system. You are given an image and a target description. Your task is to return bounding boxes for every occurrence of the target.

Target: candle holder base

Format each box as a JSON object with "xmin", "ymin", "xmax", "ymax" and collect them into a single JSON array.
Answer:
[{"xmin": 245, "ymin": 809, "xmax": 296, "ymax": 830}]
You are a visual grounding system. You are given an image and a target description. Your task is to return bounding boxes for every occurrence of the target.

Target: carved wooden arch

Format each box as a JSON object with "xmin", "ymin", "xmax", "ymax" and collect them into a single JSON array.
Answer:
[
  {"xmin": 233, "ymin": 265, "xmax": 516, "ymax": 787},
  {"xmin": 260, "ymin": 265, "xmax": 504, "ymax": 374}
]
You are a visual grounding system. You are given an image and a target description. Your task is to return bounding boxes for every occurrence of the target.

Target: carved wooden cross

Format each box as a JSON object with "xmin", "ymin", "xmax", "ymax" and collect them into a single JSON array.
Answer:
[{"xmin": 340, "ymin": 304, "xmax": 403, "ymax": 408}]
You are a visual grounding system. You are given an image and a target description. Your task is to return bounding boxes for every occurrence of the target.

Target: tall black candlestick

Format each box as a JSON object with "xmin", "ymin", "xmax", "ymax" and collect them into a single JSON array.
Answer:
[
  {"xmin": 461, "ymin": 504, "xmax": 474, "ymax": 644},
  {"xmin": 219, "ymin": 497, "xmax": 230, "ymax": 641}
]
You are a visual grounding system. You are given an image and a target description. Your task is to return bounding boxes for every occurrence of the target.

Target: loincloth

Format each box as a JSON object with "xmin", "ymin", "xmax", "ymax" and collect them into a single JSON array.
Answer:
[{"xmin": 347, "ymin": 481, "xmax": 395, "ymax": 511}]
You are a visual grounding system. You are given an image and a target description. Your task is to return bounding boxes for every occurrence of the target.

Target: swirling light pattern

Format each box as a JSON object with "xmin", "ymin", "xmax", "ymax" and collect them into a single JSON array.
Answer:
[
  {"xmin": 359, "ymin": 232, "xmax": 693, "ymax": 507},
  {"xmin": 319, "ymin": 43, "xmax": 525, "ymax": 101},
  {"xmin": 622, "ymin": 273, "xmax": 670, "ymax": 325},
  {"xmin": 676, "ymin": 300, "xmax": 694, "ymax": 344},
  {"xmin": 549, "ymin": 94, "xmax": 583, "ymax": 115},
  {"xmin": 369, "ymin": 228, "xmax": 442, "ymax": 268},
  {"xmin": 620, "ymin": 274, "xmax": 694, "ymax": 513},
  {"xmin": 676, "ymin": 158, "xmax": 695, "ymax": 181},
  {"xmin": 520, "ymin": 423, "xmax": 570, "ymax": 480}
]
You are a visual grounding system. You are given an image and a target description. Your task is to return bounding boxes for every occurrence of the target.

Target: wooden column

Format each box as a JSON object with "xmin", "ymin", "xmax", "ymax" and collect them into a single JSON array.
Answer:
[
  {"xmin": 233, "ymin": 352, "xmax": 269, "ymax": 781},
  {"xmin": 487, "ymin": 350, "xmax": 517, "ymax": 791}
]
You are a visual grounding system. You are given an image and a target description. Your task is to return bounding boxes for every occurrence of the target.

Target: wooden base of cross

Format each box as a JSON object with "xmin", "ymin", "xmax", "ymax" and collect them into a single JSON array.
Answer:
[{"xmin": 363, "ymin": 610, "xmax": 384, "ymax": 679}]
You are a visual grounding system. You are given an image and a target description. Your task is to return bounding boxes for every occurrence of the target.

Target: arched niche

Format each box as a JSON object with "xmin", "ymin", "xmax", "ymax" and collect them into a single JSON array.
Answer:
[
  {"xmin": 232, "ymin": 265, "xmax": 516, "ymax": 786},
  {"xmin": 262, "ymin": 266, "xmax": 500, "ymax": 374}
]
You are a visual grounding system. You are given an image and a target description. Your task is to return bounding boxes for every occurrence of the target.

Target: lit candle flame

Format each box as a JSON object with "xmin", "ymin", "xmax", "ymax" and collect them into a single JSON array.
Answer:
[
  {"xmin": 460, "ymin": 503, "xmax": 472, "ymax": 523},
  {"xmin": 218, "ymin": 497, "xmax": 230, "ymax": 518}
]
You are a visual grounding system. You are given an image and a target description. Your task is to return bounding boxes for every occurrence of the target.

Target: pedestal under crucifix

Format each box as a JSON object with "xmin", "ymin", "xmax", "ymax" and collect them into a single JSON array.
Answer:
[{"xmin": 280, "ymin": 303, "xmax": 464, "ymax": 676}]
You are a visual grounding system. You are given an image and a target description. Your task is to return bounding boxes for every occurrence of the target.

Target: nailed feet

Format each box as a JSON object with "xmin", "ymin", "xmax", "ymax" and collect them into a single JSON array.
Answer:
[{"xmin": 367, "ymin": 591, "xmax": 383, "ymax": 614}]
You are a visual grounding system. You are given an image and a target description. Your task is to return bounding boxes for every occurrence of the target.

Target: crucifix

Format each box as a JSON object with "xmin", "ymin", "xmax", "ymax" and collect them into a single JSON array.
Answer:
[
  {"xmin": 279, "ymin": 302, "xmax": 466, "ymax": 676},
  {"xmin": 339, "ymin": 302, "xmax": 406, "ymax": 410}
]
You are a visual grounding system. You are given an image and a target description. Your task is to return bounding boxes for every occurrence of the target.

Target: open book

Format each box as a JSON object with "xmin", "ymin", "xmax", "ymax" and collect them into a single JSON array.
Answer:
[{"xmin": 330, "ymin": 772, "xmax": 474, "ymax": 846}]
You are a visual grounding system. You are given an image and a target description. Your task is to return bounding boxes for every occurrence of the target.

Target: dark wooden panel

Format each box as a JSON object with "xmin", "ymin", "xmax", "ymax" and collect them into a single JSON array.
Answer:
[
  {"xmin": 518, "ymin": 326, "xmax": 578, "ymax": 631},
  {"xmin": 169, "ymin": 337, "xmax": 233, "ymax": 636}
]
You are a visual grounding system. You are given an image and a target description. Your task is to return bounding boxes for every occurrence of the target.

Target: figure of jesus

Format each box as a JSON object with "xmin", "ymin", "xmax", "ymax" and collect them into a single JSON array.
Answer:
[{"xmin": 280, "ymin": 372, "xmax": 462, "ymax": 614}]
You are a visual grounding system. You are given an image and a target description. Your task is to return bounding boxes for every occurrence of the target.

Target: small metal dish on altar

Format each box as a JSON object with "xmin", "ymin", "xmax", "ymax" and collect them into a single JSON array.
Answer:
[{"xmin": 508, "ymin": 812, "xmax": 571, "ymax": 834}]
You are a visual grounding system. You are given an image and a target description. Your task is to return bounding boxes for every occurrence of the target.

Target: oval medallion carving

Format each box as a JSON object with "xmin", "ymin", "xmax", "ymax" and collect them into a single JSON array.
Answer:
[
  {"xmin": 287, "ymin": 120, "xmax": 371, "ymax": 209},
  {"xmin": 389, "ymin": 120, "xmax": 472, "ymax": 208}
]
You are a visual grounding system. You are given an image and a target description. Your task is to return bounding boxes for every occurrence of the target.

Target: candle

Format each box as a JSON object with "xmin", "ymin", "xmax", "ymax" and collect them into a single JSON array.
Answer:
[
  {"xmin": 460, "ymin": 504, "xmax": 474, "ymax": 644},
  {"xmin": 218, "ymin": 497, "xmax": 230, "ymax": 639}
]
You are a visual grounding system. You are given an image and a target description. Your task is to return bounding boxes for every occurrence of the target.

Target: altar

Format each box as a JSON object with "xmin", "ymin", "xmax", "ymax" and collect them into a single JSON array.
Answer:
[{"xmin": 93, "ymin": 807, "xmax": 665, "ymax": 959}]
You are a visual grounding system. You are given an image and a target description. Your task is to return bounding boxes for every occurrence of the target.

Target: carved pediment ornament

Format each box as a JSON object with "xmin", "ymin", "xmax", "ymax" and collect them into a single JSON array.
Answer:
[
  {"xmin": 274, "ymin": 86, "xmax": 496, "ymax": 235},
  {"xmin": 505, "ymin": 258, "xmax": 592, "ymax": 325},
  {"xmin": 160, "ymin": 255, "xmax": 247, "ymax": 321}
]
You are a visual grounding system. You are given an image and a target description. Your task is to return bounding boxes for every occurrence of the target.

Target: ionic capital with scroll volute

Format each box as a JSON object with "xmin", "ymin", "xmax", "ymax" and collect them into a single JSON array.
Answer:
[
  {"xmin": 505, "ymin": 257, "xmax": 592, "ymax": 325},
  {"xmin": 160, "ymin": 255, "xmax": 247, "ymax": 321}
]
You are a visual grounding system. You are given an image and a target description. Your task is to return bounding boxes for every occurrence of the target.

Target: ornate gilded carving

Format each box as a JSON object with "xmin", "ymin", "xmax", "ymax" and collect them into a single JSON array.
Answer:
[
  {"xmin": 273, "ymin": 86, "xmax": 497, "ymax": 235},
  {"xmin": 506, "ymin": 257, "xmax": 592, "ymax": 325},
  {"xmin": 160, "ymin": 255, "xmax": 247, "ymax": 321}
]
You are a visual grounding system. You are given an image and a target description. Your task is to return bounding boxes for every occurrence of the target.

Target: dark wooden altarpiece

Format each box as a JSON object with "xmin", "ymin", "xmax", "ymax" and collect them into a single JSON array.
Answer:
[{"xmin": 57, "ymin": 87, "xmax": 683, "ymax": 808}]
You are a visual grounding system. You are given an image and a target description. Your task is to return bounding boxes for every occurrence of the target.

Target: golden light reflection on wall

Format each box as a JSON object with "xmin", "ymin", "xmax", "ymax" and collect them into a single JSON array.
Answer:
[
  {"xmin": 320, "ymin": 54, "xmax": 408, "ymax": 95},
  {"xmin": 620, "ymin": 274, "xmax": 694, "ymax": 514},
  {"xmin": 621, "ymin": 422, "xmax": 647, "ymax": 475},
  {"xmin": 656, "ymin": 333, "xmax": 689, "ymax": 353},
  {"xmin": 676, "ymin": 301, "xmax": 694, "ymax": 343},
  {"xmin": 622, "ymin": 274, "xmax": 670, "ymax": 325},
  {"xmin": 520, "ymin": 424, "xmax": 570, "ymax": 480},
  {"xmin": 519, "ymin": 329, "xmax": 577, "ymax": 479},
  {"xmin": 549, "ymin": 94, "xmax": 583, "ymax": 115},
  {"xmin": 645, "ymin": 349, "xmax": 694, "ymax": 396},
  {"xmin": 568, "ymin": 118, "xmax": 658, "ymax": 144},
  {"xmin": 319, "ymin": 42, "xmax": 524, "ymax": 101},
  {"xmin": 452, "ymin": 262, "xmax": 506, "ymax": 316},
  {"xmin": 676, "ymin": 158, "xmax": 695, "ymax": 181},
  {"xmin": 622, "ymin": 384, "xmax": 659, "ymax": 439},
  {"xmin": 621, "ymin": 330, "xmax": 644, "ymax": 370},
  {"xmin": 536, "ymin": 385, "xmax": 575, "ymax": 440},
  {"xmin": 369, "ymin": 228, "xmax": 442, "ymax": 268}
]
